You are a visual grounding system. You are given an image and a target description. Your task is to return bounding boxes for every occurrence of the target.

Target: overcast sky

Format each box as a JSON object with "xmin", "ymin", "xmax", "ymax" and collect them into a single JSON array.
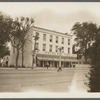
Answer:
[{"xmin": 0, "ymin": 2, "xmax": 100, "ymax": 33}]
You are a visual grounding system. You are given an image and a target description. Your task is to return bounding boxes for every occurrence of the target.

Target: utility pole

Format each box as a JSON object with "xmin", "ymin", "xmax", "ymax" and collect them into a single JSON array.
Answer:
[
  {"xmin": 58, "ymin": 47, "xmax": 63, "ymax": 71},
  {"xmin": 32, "ymin": 32, "xmax": 39, "ymax": 69}
]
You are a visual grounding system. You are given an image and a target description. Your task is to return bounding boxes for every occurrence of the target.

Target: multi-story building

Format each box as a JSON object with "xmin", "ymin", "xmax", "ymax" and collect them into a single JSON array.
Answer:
[{"xmin": 9, "ymin": 26, "xmax": 78, "ymax": 68}]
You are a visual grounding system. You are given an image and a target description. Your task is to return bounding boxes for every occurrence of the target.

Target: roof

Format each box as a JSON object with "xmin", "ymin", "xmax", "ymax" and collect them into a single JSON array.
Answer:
[{"xmin": 33, "ymin": 26, "xmax": 72, "ymax": 37}]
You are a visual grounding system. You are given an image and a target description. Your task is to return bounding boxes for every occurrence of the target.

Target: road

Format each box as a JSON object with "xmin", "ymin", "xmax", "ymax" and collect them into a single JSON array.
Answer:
[{"xmin": 0, "ymin": 67, "xmax": 90, "ymax": 92}]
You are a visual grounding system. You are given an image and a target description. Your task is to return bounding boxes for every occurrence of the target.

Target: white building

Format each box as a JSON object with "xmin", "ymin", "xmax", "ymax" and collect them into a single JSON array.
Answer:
[{"xmin": 9, "ymin": 26, "xmax": 78, "ymax": 68}]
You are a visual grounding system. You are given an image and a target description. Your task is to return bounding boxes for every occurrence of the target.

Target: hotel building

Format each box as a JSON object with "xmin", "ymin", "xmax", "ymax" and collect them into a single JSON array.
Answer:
[{"xmin": 9, "ymin": 26, "xmax": 78, "ymax": 67}]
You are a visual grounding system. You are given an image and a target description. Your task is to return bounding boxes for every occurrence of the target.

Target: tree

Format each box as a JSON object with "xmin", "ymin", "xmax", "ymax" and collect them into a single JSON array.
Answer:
[
  {"xmin": 72, "ymin": 44, "xmax": 78, "ymax": 54},
  {"xmin": 86, "ymin": 27, "xmax": 100, "ymax": 91},
  {"xmin": 10, "ymin": 17, "xmax": 34, "ymax": 69},
  {"xmin": 0, "ymin": 46, "xmax": 10, "ymax": 58},
  {"xmin": 0, "ymin": 12, "xmax": 12, "ymax": 58},
  {"xmin": 20, "ymin": 17, "xmax": 34, "ymax": 68},
  {"xmin": 71, "ymin": 22, "xmax": 98, "ymax": 63}
]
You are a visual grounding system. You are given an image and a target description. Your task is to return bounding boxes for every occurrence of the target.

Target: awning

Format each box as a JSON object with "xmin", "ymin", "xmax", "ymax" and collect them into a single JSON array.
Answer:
[{"xmin": 37, "ymin": 56, "xmax": 78, "ymax": 62}]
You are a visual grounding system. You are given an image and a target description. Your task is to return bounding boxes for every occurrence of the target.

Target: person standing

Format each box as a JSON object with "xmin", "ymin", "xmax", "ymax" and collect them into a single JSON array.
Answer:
[
  {"xmin": 6, "ymin": 57, "xmax": 9, "ymax": 67},
  {"xmin": 57, "ymin": 66, "xmax": 62, "ymax": 72},
  {"xmin": 47, "ymin": 62, "xmax": 49, "ymax": 69}
]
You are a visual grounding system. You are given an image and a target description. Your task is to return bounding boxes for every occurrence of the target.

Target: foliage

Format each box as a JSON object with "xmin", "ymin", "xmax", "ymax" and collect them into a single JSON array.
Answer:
[
  {"xmin": 72, "ymin": 44, "xmax": 77, "ymax": 54},
  {"xmin": 86, "ymin": 31, "xmax": 100, "ymax": 91},
  {"xmin": 72, "ymin": 22, "xmax": 100, "ymax": 91},
  {"xmin": 0, "ymin": 46, "xmax": 10, "ymax": 58},
  {"xmin": 0, "ymin": 12, "xmax": 34, "ymax": 68},
  {"xmin": 0, "ymin": 12, "xmax": 12, "ymax": 58},
  {"xmin": 10, "ymin": 17, "xmax": 34, "ymax": 68},
  {"xmin": 10, "ymin": 17, "xmax": 34, "ymax": 49},
  {"xmin": 71, "ymin": 22, "xmax": 98, "ymax": 63}
]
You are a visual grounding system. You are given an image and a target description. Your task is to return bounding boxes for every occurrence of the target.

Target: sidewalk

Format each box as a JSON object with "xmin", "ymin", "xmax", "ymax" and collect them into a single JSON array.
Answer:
[{"xmin": 0, "ymin": 66, "xmax": 90, "ymax": 72}]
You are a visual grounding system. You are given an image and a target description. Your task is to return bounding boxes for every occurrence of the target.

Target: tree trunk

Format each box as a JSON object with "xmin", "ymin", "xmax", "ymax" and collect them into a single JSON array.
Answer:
[
  {"xmin": 32, "ymin": 39, "xmax": 36, "ymax": 69},
  {"xmin": 22, "ymin": 45, "xmax": 24, "ymax": 67},
  {"xmin": 15, "ymin": 48, "xmax": 19, "ymax": 69}
]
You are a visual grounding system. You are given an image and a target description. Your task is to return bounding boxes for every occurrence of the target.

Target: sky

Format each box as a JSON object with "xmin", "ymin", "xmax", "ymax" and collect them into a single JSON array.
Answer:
[{"xmin": 0, "ymin": 2, "xmax": 100, "ymax": 33}]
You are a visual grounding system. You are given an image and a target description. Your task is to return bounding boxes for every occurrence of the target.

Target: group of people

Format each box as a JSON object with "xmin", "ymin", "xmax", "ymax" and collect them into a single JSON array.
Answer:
[{"xmin": 45, "ymin": 62, "xmax": 76, "ymax": 72}]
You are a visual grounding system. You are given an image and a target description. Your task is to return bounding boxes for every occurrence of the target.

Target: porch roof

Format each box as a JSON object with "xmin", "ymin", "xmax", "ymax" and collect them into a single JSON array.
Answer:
[{"xmin": 37, "ymin": 54, "xmax": 78, "ymax": 62}]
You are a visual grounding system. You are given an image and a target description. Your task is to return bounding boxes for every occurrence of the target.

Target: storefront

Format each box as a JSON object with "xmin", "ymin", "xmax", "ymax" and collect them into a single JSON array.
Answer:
[{"xmin": 36, "ymin": 54, "xmax": 78, "ymax": 67}]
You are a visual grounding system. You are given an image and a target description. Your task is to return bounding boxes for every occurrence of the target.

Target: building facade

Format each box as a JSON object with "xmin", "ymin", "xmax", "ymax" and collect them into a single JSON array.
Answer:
[{"xmin": 9, "ymin": 26, "xmax": 78, "ymax": 68}]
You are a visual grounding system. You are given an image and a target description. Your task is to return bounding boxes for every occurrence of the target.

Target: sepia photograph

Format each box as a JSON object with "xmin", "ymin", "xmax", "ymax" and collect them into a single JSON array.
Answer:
[{"xmin": 0, "ymin": 2, "xmax": 100, "ymax": 98}]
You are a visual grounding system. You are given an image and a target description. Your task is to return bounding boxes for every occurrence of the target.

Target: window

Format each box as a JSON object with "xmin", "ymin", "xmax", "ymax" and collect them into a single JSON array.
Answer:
[
  {"xmin": 62, "ymin": 47, "xmax": 64, "ymax": 53},
  {"xmin": 55, "ymin": 46, "xmax": 58, "ymax": 52},
  {"xmin": 68, "ymin": 48, "xmax": 70, "ymax": 53},
  {"xmin": 68, "ymin": 39, "xmax": 70, "ymax": 45},
  {"xmin": 49, "ymin": 45, "xmax": 52, "ymax": 52},
  {"xmin": 35, "ymin": 43, "xmax": 39, "ymax": 49},
  {"xmin": 50, "ymin": 35, "xmax": 53, "ymax": 42},
  {"xmin": 62, "ymin": 38, "xmax": 64, "ymax": 44},
  {"xmin": 43, "ymin": 34, "xmax": 46, "ymax": 41},
  {"xmin": 43, "ymin": 44, "xmax": 46, "ymax": 51},
  {"xmin": 56, "ymin": 36, "xmax": 58, "ymax": 43}
]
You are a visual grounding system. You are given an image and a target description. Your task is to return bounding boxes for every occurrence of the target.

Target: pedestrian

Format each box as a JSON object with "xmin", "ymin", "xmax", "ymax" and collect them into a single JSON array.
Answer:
[
  {"xmin": 6, "ymin": 61, "xmax": 8, "ymax": 67},
  {"xmin": 47, "ymin": 62, "xmax": 49, "ymax": 69},
  {"xmin": 57, "ymin": 67, "xmax": 62, "ymax": 72},
  {"xmin": 6, "ymin": 57, "xmax": 9, "ymax": 67}
]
